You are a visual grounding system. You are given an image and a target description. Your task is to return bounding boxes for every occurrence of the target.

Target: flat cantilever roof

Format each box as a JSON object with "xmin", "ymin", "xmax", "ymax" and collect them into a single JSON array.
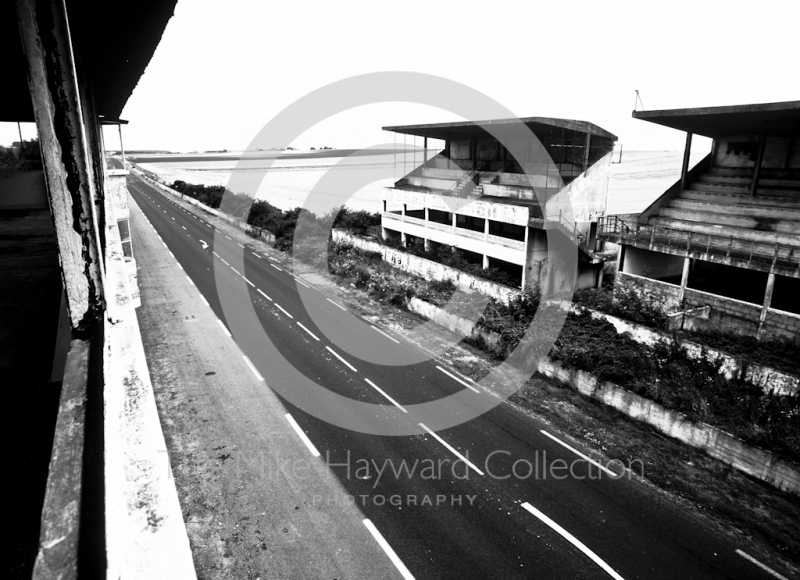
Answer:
[
  {"xmin": 632, "ymin": 100, "xmax": 800, "ymax": 138},
  {"xmin": 383, "ymin": 117, "xmax": 617, "ymax": 141}
]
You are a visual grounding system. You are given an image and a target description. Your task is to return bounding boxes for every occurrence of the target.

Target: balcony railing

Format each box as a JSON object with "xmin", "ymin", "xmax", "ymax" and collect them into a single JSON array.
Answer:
[{"xmin": 599, "ymin": 215, "xmax": 800, "ymax": 272}]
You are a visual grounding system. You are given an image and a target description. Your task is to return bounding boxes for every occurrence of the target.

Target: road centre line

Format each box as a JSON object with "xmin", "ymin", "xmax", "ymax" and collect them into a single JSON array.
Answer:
[
  {"xmin": 294, "ymin": 277, "xmax": 310, "ymax": 288},
  {"xmin": 242, "ymin": 355, "xmax": 264, "ymax": 381},
  {"xmin": 177, "ymin": 262, "xmax": 183, "ymax": 270},
  {"xmin": 231, "ymin": 267, "xmax": 241, "ymax": 275},
  {"xmin": 216, "ymin": 319, "xmax": 231, "ymax": 337},
  {"xmin": 735, "ymin": 550, "xmax": 788, "ymax": 580},
  {"xmin": 212, "ymin": 251, "xmax": 220, "ymax": 257},
  {"xmin": 364, "ymin": 379, "xmax": 407, "ymax": 413},
  {"xmin": 285, "ymin": 413, "xmax": 320, "ymax": 457},
  {"xmin": 225, "ymin": 235, "xmax": 231, "ymax": 240},
  {"xmin": 257, "ymin": 288, "xmax": 272, "ymax": 301},
  {"xmin": 243, "ymin": 277, "xmax": 255, "ymax": 287},
  {"xmin": 539, "ymin": 430, "xmax": 616, "ymax": 477},
  {"xmin": 186, "ymin": 276, "xmax": 195, "ymax": 286},
  {"xmin": 169, "ymin": 251, "xmax": 175, "ymax": 258},
  {"xmin": 362, "ymin": 519, "xmax": 415, "ymax": 580},
  {"xmin": 296, "ymin": 322, "xmax": 320, "ymax": 341},
  {"xmin": 237, "ymin": 243, "xmax": 245, "ymax": 248},
  {"xmin": 436, "ymin": 366, "xmax": 480, "ymax": 393},
  {"xmin": 199, "ymin": 294, "xmax": 210, "ymax": 307},
  {"xmin": 252, "ymin": 252, "xmax": 261, "ymax": 259},
  {"xmin": 418, "ymin": 423, "xmax": 484, "ymax": 475},
  {"xmin": 326, "ymin": 298, "xmax": 347, "ymax": 311},
  {"xmin": 325, "ymin": 346, "xmax": 357, "ymax": 372},
  {"xmin": 271, "ymin": 264, "xmax": 283, "ymax": 272},
  {"xmin": 520, "ymin": 502, "xmax": 625, "ymax": 580},
  {"xmin": 221, "ymin": 258, "xmax": 230, "ymax": 266},
  {"xmin": 275, "ymin": 304, "xmax": 294, "ymax": 318},
  {"xmin": 370, "ymin": 325, "xmax": 400, "ymax": 344},
  {"xmin": 182, "ymin": 225, "xmax": 187, "ymax": 230}
]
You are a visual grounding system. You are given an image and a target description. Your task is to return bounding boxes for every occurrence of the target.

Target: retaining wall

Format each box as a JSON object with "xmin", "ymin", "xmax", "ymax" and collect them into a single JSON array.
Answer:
[
  {"xmin": 332, "ymin": 230, "xmax": 522, "ymax": 303},
  {"xmin": 409, "ymin": 297, "xmax": 800, "ymax": 495}
]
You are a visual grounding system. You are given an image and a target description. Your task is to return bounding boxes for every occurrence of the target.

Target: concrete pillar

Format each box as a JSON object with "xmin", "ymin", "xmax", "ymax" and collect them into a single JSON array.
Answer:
[
  {"xmin": 582, "ymin": 131, "xmax": 591, "ymax": 172},
  {"xmin": 424, "ymin": 137, "xmax": 428, "ymax": 163},
  {"xmin": 750, "ymin": 132, "xmax": 767, "ymax": 196},
  {"xmin": 618, "ymin": 244, "xmax": 626, "ymax": 275},
  {"xmin": 680, "ymin": 132, "xmax": 693, "ymax": 191},
  {"xmin": 757, "ymin": 272, "xmax": 776, "ymax": 339},
  {"xmin": 679, "ymin": 256, "xmax": 691, "ymax": 302},
  {"xmin": 482, "ymin": 254, "xmax": 489, "ymax": 269},
  {"xmin": 484, "ymin": 218, "xmax": 490, "ymax": 242},
  {"xmin": 424, "ymin": 207, "xmax": 430, "ymax": 251},
  {"xmin": 401, "ymin": 204, "xmax": 407, "ymax": 245},
  {"xmin": 16, "ymin": 0, "xmax": 105, "ymax": 330},
  {"xmin": 452, "ymin": 212, "xmax": 457, "ymax": 234}
]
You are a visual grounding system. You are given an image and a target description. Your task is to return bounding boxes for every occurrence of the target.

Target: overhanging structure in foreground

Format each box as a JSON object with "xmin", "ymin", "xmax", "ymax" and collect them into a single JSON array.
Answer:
[{"xmin": 3, "ymin": 1, "xmax": 197, "ymax": 577}]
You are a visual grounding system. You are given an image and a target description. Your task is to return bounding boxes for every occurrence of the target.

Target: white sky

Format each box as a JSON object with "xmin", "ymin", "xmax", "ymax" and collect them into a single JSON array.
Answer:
[{"xmin": 4, "ymin": 0, "xmax": 799, "ymax": 152}]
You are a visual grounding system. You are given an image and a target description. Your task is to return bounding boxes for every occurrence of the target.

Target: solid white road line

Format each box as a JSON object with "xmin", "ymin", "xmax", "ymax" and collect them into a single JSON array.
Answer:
[
  {"xmin": 275, "ymin": 304, "xmax": 293, "ymax": 318},
  {"xmin": 285, "ymin": 413, "xmax": 320, "ymax": 457},
  {"xmin": 243, "ymin": 277, "xmax": 255, "ymax": 287},
  {"xmin": 539, "ymin": 430, "xmax": 616, "ymax": 477},
  {"xmin": 257, "ymin": 288, "xmax": 272, "ymax": 301},
  {"xmin": 325, "ymin": 346, "xmax": 358, "ymax": 372},
  {"xmin": 735, "ymin": 550, "xmax": 788, "ymax": 580},
  {"xmin": 237, "ymin": 243, "xmax": 245, "ymax": 248},
  {"xmin": 520, "ymin": 502, "xmax": 625, "ymax": 580},
  {"xmin": 418, "ymin": 423, "xmax": 484, "ymax": 475},
  {"xmin": 326, "ymin": 297, "xmax": 347, "ymax": 311},
  {"xmin": 436, "ymin": 366, "xmax": 480, "ymax": 393},
  {"xmin": 216, "ymin": 319, "xmax": 231, "ymax": 337},
  {"xmin": 294, "ymin": 277, "xmax": 310, "ymax": 288},
  {"xmin": 242, "ymin": 355, "xmax": 264, "ymax": 381},
  {"xmin": 297, "ymin": 322, "xmax": 320, "ymax": 341},
  {"xmin": 362, "ymin": 519, "xmax": 415, "ymax": 580},
  {"xmin": 185, "ymin": 276, "xmax": 195, "ymax": 286},
  {"xmin": 199, "ymin": 294, "xmax": 210, "ymax": 307},
  {"xmin": 370, "ymin": 325, "xmax": 400, "ymax": 344},
  {"xmin": 365, "ymin": 379, "xmax": 407, "ymax": 413},
  {"xmin": 271, "ymin": 264, "xmax": 283, "ymax": 272}
]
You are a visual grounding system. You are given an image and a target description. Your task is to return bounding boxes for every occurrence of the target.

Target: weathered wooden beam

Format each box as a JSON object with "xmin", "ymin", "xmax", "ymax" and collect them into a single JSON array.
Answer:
[{"xmin": 16, "ymin": 0, "xmax": 105, "ymax": 330}]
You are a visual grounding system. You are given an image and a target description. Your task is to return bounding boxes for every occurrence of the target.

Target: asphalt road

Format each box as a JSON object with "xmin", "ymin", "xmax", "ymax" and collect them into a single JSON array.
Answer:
[{"xmin": 126, "ymin": 171, "xmax": 788, "ymax": 580}]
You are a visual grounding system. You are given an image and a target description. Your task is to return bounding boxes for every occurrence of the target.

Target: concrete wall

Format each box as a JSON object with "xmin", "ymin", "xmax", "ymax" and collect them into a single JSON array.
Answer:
[
  {"xmin": 451, "ymin": 140, "xmax": 470, "ymax": 160},
  {"xmin": 617, "ymin": 271, "xmax": 683, "ymax": 312},
  {"xmin": 537, "ymin": 359, "xmax": 800, "ymax": 495},
  {"xmin": 405, "ymin": 294, "xmax": 800, "ymax": 495},
  {"xmin": 547, "ymin": 151, "xmax": 612, "ymax": 223},
  {"xmin": 575, "ymin": 305, "xmax": 799, "ymax": 396},
  {"xmin": 713, "ymin": 135, "xmax": 795, "ymax": 169},
  {"xmin": 622, "ymin": 246, "xmax": 684, "ymax": 280},
  {"xmin": 333, "ymin": 230, "xmax": 522, "ymax": 303}
]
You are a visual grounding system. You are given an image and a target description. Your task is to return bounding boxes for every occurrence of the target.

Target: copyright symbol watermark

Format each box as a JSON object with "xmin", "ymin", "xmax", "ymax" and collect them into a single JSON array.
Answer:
[{"xmin": 216, "ymin": 72, "xmax": 577, "ymax": 435}]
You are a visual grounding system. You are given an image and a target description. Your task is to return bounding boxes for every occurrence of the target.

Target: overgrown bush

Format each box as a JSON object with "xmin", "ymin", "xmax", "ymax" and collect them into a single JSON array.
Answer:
[
  {"xmin": 574, "ymin": 284, "xmax": 667, "ymax": 328},
  {"xmin": 0, "ymin": 139, "xmax": 42, "ymax": 171}
]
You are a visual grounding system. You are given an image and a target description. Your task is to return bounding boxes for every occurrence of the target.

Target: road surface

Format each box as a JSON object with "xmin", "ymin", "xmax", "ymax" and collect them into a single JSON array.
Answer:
[{"xmin": 126, "ymin": 171, "xmax": 789, "ymax": 580}]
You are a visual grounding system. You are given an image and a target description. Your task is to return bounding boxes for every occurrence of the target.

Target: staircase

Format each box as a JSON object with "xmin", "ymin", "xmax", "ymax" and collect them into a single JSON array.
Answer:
[{"xmin": 648, "ymin": 167, "xmax": 800, "ymax": 265}]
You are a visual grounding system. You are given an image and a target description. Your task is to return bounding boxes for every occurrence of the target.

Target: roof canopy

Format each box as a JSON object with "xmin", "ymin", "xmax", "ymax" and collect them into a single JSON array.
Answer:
[
  {"xmin": 632, "ymin": 101, "xmax": 800, "ymax": 138},
  {"xmin": 1, "ymin": 0, "xmax": 177, "ymax": 123},
  {"xmin": 383, "ymin": 117, "xmax": 617, "ymax": 141}
]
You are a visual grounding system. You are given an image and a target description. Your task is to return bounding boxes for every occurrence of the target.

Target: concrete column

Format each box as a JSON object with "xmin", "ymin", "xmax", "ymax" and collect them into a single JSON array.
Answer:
[
  {"xmin": 482, "ymin": 254, "xmax": 489, "ymax": 269},
  {"xmin": 484, "ymin": 218, "xmax": 490, "ymax": 242},
  {"xmin": 757, "ymin": 272, "xmax": 776, "ymax": 338},
  {"xmin": 424, "ymin": 137, "xmax": 428, "ymax": 163},
  {"xmin": 750, "ymin": 132, "xmax": 767, "ymax": 196},
  {"xmin": 452, "ymin": 212, "xmax": 457, "ymax": 234},
  {"xmin": 680, "ymin": 132, "xmax": 693, "ymax": 191},
  {"xmin": 582, "ymin": 131, "xmax": 591, "ymax": 172},
  {"xmin": 424, "ymin": 207, "xmax": 430, "ymax": 251},
  {"xmin": 679, "ymin": 256, "xmax": 691, "ymax": 302},
  {"xmin": 617, "ymin": 244, "xmax": 626, "ymax": 275},
  {"xmin": 16, "ymin": 0, "xmax": 105, "ymax": 330}
]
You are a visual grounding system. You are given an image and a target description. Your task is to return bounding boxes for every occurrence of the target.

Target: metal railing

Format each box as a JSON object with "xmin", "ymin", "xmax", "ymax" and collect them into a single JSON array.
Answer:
[{"xmin": 598, "ymin": 215, "xmax": 800, "ymax": 271}]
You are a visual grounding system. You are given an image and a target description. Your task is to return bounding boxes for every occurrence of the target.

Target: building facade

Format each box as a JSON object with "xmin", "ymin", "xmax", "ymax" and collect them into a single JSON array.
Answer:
[
  {"xmin": 600, "ymin": 101, "xmax": 800, "ymax": 339},
  {"xmin": 381, "ymin": 117, "xmax": 617, "ymax": 291}
]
